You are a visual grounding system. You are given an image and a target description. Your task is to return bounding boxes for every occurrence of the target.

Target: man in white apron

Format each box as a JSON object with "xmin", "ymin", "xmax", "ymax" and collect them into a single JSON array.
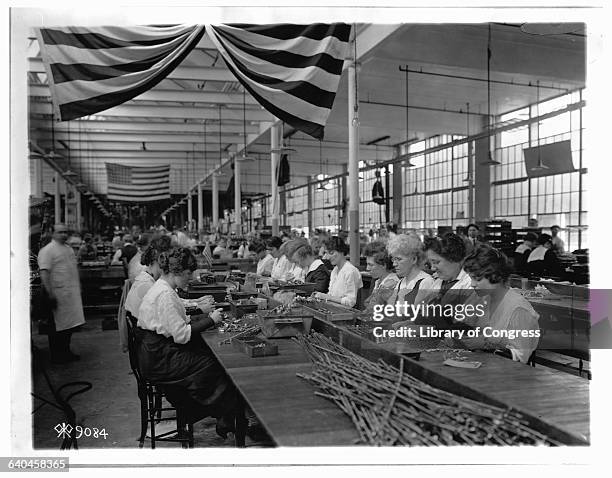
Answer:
[{"xmin": 38, "ymin": 224, "xmax": 86, "ymax": 363}]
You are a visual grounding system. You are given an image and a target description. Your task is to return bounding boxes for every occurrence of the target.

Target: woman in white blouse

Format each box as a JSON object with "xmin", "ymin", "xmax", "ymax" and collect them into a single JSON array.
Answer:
[
  {"xmin": 251, "ymin": 238, "xmax": 274, "ymax": 276},
  {"xmin": 459, "ymin": 244, "xmax": 540, "ymax": 363},
  {"xmin": 314, "ymin": 237, "xmax": 362, "ymax": 308},
  {"xmin": 270, "ymin": 238, "xmax": 292, "ymax": 280},
  {"xmin": 137, "ymin": 247, "xmax": 237, "ymax": 436},
  {"xmin": 125, "ymin": 235, "xmax": 172, "ymax": 320},
  {"xmin": 386, "ymin": 233, "xmax": 434, "ymax": 305}
]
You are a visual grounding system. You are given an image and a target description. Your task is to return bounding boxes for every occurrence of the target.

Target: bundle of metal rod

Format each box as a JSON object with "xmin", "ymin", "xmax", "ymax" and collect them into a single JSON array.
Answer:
[
  {"xmin": 294, "ymin": 332, "xmax": 562, "ymax": 446},
  {"xmin": 218, "ymin": 325, "xmax": 262, "ymax": 346}
]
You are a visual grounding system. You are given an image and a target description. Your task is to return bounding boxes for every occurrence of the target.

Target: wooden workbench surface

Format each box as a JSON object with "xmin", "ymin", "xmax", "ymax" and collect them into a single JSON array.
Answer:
[
  {"xmin": 419, "ymin": 351, "xmax": 590, "ymax": 441},
  {"xmin": 201, "ymin": 319, "xmax": 589, "ymax": 446}
]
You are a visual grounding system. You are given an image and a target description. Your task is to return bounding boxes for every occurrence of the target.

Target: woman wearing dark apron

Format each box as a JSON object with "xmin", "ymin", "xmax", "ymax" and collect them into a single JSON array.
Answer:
[{"xmin": 137, "ymin": 247, "xmax": 237, "ymax": 436}]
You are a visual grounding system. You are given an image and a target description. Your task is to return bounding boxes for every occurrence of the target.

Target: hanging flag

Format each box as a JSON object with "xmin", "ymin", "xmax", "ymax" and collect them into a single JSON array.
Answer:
[
  {"xmin": 106, "ymin": 163, "xmax": 170, "ymax": 202},
  {"xmin": 35, "ymin": 24, "xmax": 206, "ymax": 121},
  {"xmin": 206, "ymin": 23, "xmax": 352, "ymax": 140},
  {"xmin": 277, "ymin": 154, "xmax": 290, "ymax": 186}
]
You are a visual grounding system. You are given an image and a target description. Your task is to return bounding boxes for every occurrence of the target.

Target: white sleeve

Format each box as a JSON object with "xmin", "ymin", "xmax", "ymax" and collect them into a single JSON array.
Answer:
[
  {"xmin": 112, "ymin": 249, "xmax": 123, "ymax": 263},
  {"xmin": 37, "ymin": 246, "xmax": 52, "ymax": 270},
  {"xmin": 506, "ymin": 308, "xmax": 540, "ymax": 364},
  {"xmin": 339, "ymin": 269, "xmax": 361, "ymax": 307},
  {"xmin": 158, "ymin": 290, "xmax": 192, "ymax": 344}
]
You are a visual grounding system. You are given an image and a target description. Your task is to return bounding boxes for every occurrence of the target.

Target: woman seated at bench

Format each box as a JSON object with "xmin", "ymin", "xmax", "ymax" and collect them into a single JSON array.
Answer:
[
  {"xmin": 137, "ymin": 247, "xmax": 238, "ymax": 436},
  {"xmin": 313, "ymin": 237, "xmax": 362, "ymax": 308},
  {"xmin": 459, "ymin": 243, "xmax": 540, "ymax": 364},
  {"xmin": 362, "ymin": 241, "xmax": 399, "ymax": 309},
  {"xmin": 292, "ymin": 244, "xmax": 330, "ymax": 293}
]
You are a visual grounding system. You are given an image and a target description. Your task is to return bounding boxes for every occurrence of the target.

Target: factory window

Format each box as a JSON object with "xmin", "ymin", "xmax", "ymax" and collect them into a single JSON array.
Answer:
[
  {"xmin": 401, "ymin": 135, "xmax": 470, "ymax": 232},
  {"xmin": 492, "ymin": 90, "xmax": 586, "ymax": 250}
]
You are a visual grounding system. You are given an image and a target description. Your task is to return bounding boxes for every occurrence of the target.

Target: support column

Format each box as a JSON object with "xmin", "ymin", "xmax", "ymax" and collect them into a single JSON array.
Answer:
[
  {"xmin": 197, "ymin": 182, "xmax": 204, "ymax": 233},
  {"xmin": 34, "ymin": 156, "xmax": 43, "ymax": 197},
  {"xmin": 467, "ymin": 140, "xmax": 474, "ymax": 223},
  {"xmin": 76, "ymin": 191, "xmax": 82, "ymax": 232},
  {"xmin": 307, "ymin": 177, "xmax": 313, "ymax": 235},
  {"xmin": 339, "ymin": 164, "xmax": 347, "ymax": 229},
  {"xmin": 348, "ymin": 61, "xmax": 360, "ymax": 265},
  {"xmin": 64, "ymin": 182, "xmax": 70, "ymax": 227},
  {"xmin": 474, "ymin": 137, "xmax": 492, "ymax": 222},
  {"xmin": 270, "ymin": 123, "xmax": 280, "ymax": 236},
  {"xmin": 234, "ymin": 158, "xmax": 242, "ymax": 234},
  {"xmin": 54, "ymin": 172, "xmax": 62, "ymax": 223},
  {"xmin": 187, "ymin": 191, "xmax": 193, "ymax": 231},
  {"xmin": 212, "ymin": 173, "xmax": 219, "ymax": 232}
]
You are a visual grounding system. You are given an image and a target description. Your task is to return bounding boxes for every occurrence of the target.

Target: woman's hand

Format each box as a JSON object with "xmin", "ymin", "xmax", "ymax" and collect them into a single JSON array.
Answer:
[
  {"xmin": 313, "ymin": 292, "xmax": 329, "ymax": 300},
  {"xmin": 197, "ymin": 303, "xmax": 214, "ymax": 314},
  {"xmin": 209, "ymin": 308, "xmax": 224, "ymax": 324}
]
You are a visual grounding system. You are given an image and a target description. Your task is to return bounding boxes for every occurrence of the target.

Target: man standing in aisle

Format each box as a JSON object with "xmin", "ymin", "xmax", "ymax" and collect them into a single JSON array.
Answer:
[{"xmin": 38, "ymin": 224, "xmax": 86, "ymax": 363}]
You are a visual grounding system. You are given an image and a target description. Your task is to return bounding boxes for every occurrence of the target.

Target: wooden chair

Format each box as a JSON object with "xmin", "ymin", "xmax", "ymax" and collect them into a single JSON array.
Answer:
[{"xmin": 125, "ymin": 312, "xmax": 194, "ymax": 448}]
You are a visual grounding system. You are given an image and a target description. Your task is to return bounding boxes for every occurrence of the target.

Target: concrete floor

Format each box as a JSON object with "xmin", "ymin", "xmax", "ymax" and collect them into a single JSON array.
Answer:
[{"xmin": 31, "ymin": 316, "xmax": 273, "ymax": 450}]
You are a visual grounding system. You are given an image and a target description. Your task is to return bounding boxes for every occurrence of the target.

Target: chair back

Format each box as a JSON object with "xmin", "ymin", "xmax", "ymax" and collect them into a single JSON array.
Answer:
[{"xmin": 125, "ymin": 311, "xmax": 144, "ymax": 383}]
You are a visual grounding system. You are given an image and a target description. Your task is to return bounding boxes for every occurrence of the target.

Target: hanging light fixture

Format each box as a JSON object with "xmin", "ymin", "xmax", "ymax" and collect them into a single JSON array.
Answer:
[
  {"xmin": 403, "ymin": 66, "xmax": 416, "ymax": 168},
  {"xmin": 480, "ymin": 24, "xmax": 501, "ymax": 166},
  {"xmin": 238, "ymin": 88, "xmax": 256, "ymax": 162},
  {"xmin": 215, "ymin": 105, "xmax": 228, "ymax": 177},
  {"xmin": 323, "ymin": 159, "xmax": 334, "ymax": 190},
  {"xmin": 62, "ymin": 121, "xmax": 79, "ymax": 178},
  {"xmin": 316, "ymin": 140, "xmax": 326, "ymax": 191},
  {"xmin": 529, "ymin": 80, "xmax": 549, "ymax": 172}
]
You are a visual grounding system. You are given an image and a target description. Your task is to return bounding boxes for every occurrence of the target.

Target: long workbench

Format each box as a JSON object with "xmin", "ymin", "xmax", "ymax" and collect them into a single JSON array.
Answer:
[
  {"xmin": 201, "ymin": 327, "xmax": 359, "ymax": 446},
  {"xmin": 201, "ymin": 317, "xmax": 589, "ymax": 446}
]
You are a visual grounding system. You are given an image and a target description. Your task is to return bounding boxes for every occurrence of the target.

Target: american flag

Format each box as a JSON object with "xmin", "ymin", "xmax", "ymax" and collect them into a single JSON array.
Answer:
[
  {"xmin": 106, "ymin": 163, "xmax": 170, "ymax": 202},
  {"xmin": 206, "ymin": 23, "xmax": 352, "ymax": 139},
  {"xmin": 35, "ymin": 25, "xmax": 205, "ymax": 121}
]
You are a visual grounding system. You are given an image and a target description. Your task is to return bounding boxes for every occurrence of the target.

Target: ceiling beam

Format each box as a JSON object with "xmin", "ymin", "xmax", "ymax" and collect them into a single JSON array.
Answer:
[
  {"xmin": 36, "ymin": 131, "xmax": 245, "ymax": 145},
  {"xmin": 29, "ymin": 101, "xmax": 274, "ymax": 122},
  {"xmin": 29, "ymin": 119, "xmax": 260, "ymax": 135},
  {"xmin": 28, "ymin": 84, "xmax": 260, "ymax": 105}
]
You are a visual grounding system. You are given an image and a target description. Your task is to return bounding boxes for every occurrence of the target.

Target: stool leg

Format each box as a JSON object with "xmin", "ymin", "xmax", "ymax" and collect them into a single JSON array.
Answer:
[
  {"xmin": 147, "ymin": 388, "xmax": 156, "ymax": 449},
  {"xmin": 138, "ymin": 392, "xmax": 147, "ymax": 448},
  {"xmin": 234, "ymin": 397, "xmax": 248, "ymax": 448}
]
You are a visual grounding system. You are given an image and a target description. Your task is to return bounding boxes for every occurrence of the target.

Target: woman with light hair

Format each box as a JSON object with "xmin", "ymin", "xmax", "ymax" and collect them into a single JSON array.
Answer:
[
  {"xmin": 283, "ymin": 238, "xmax": 309, "ymax": 282},
  {"xmin": 386, "ymin": 233, "xmax": 435, "ymax": 305},
  {"xmin": 270, "ymin": 240, "xmax": 291, "ymax": 280}
]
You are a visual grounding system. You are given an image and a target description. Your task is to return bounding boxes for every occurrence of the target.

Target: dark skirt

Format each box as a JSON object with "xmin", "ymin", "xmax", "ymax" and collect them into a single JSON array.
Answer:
[{"xmin": 137, "ymin": 328, "xmax": 237, "ymax": 421}]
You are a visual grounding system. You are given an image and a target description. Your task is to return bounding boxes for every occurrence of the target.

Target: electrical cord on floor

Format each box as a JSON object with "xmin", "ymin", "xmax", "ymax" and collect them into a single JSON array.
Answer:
[{"xmin": 31, "ymin": 342, "xmax": 93, "ymax": 450}]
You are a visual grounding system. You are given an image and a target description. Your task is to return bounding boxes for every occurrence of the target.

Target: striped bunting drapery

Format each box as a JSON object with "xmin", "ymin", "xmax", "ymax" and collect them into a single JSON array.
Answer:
[
  {"xmin": 106, "ymin": 163, "xmax": 170, "ymax": 202},
  {"xmin": 35, "ymin": 25, "xmax": 206, "ymax": 121},
  {"xmin": 207, "ymin": 23, "xmax": 352, "ymax": 140}
]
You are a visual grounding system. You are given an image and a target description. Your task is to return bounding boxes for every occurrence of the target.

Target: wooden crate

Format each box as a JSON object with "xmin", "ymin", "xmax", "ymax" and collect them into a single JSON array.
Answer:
[{"xmin": 232, "ymin": 335, "xmax": 279, "ymax": 357}]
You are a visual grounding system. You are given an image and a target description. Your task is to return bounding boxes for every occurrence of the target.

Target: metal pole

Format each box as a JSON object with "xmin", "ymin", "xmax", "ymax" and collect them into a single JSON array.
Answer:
[
  {"xmin": 197, "ymin": 182, "xmax": 204, "ymax": 234},
  {"xmin": 212, "ymin": 173, "xmax": 219, "ymax": 232},
  {"xmin": 234, "ymin": 158, "xmax": 242, "ymax": 234},
  {"xmin": 64, "ymin": 182, "xmax": 70, "ymax": 227},
  {"xmin": 578, "ymin": 90, "xmax": 583, "ymax": 249},
  {"xmin": 348, "ymin": 60, "xmax": 360, "ymax": 265},
  {"xmin": 187, "ymin": 192, "xmax": 193, "ymax": 230},
  {"xmin": 54, "ymin": 172, "xmax": 61, "ymax": 223},
  {"xmin": 35, "ymin": 156, "xmax": 43, "ymax": 197},
  {"xmin": 76, "ymin": 190, "xmax": 81, "ymax": 232},
  {"xmin": 271, "ymin": 123, "xmax": 280, "ymax": 236}
]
